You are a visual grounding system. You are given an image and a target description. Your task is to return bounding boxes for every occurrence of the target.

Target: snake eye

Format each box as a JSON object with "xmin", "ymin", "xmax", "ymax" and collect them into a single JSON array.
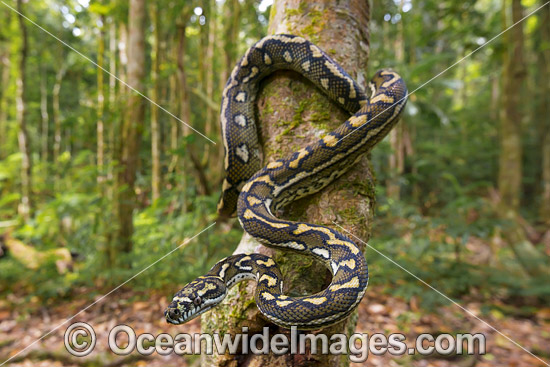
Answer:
[{"xmin": 193, "ymin": 297, "xmax": 202, "ymax": 306}]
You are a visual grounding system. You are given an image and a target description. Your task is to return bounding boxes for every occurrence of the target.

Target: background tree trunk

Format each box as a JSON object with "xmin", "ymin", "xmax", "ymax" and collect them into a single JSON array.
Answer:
[
  {"xmin": 175, "ymin": 20, "xmax": 190, "ymax": 204},
  {"xmin": 52, "ymin": 62, "xmax": 67, "ymax": 181},
  {"xmin": 387, "ymin": 0, "xmax": 406, "ymax": 201},
  {"xmin": 39, "ymin": 67, "xmax": 49, "ymax": 164},
  {"xmin": 150, "ymin": 1, "xmax": 161, "ymax": 203},
  {"xmin": 176, "ymin": 18, "xmax": 211, "ymax": 197},
  {"xmin": 203, "ymin": 1, "xmax": 372, "ymax": 366},
  {"xmin": 113, "ymin": 22, "xmax": 128, "ymax": 169},
  {"xmin": 539, "ymin": 1, "xmax": 550, "ymax": 224},
  {"xmin": 0, "ymin": 50, "xmax": 10, "ymax": 160},
  {"xmin": 103, "ymin": 18, "xmax": 119, "ymax": 268},
  {"xmin": 202, "ymin": 2, "xmax": 217, "ymax": 166},
  {"xmin": 218, "ymin": 0, "xmax": 241, "ymax": 168},
  {"xmin": 15, "ymin": 0, "xmax": 31, "ymax": 220},
  {"xmin": 222, "ymin": 0, "xmax": 240, "ymax": 86},
  {"xmin": 115, "ymin": 0, "xmax": 146, "ymax": 257},
  {"xmin": 97, "ymin": 16, "xmax": 106, "ymax": 186},
  {"xmin": 168, "ymin": 60, "xmax": 180, "ymax": 176},
  {"xmin": 108, "ymin": 19, "xmax": 117, "ymax": 184},
  {"xmin": 498, "ymin": 0, "xmax": 525, "ymax": 212}
]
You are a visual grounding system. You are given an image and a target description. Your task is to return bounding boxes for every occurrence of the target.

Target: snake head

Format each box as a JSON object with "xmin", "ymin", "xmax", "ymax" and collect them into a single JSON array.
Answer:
[{"xmin": 165, "ymin": 276, "xmax": 227, "ymax": 325}]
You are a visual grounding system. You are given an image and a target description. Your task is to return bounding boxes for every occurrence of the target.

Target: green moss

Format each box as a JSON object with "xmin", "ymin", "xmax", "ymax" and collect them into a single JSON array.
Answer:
[
  {"xmin": 307, "ymin": 94, "xmax": 333, "ymax": 131},
  {"xmin": 262, "ymin": 100, "xmax": 274, "ymax": 116},
  {"xmin": 272, "ymin": 99, "xmax": 307, "ymax": 142},
  {"xmin": 283, "ymin": 3, "xmax": 327, "ymax": 43},
  {"xmin": 299, "ymin": 8, "xmax": 325, "ymax": 43},
  {"xmin": 337, "ymin": 207, "xmax": 363, "ymax": 225},
  {"xmin": 202, "ymin": 309, "xmax": 228, "ymax": 335},
  {"xmin": 269, "ymin": 146, "xmax": 284, "ymax": 157},
  {"xmin": 294, "ymin": 99, "xmax": 307, "ymax": 122},
  {"xmin": 286, "ymin": 2, "xmax": 308, "ymax": 18},
  {"xmin": 285, "ymin": 7, "xmax": 300, "ymax": 17},
  {"xmin": 268, "ymin": 1, "xmax": 277, "ymax": 28},
  {"xmin": 229, "ymin": 285, "xmax": 256, "ymax": 320}
]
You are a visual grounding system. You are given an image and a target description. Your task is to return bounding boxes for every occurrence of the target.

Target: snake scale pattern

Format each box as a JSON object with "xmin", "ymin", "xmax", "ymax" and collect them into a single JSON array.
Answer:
[{"xmin": 165, "ymin": 34, "xmax": 407, "ymax": 330}]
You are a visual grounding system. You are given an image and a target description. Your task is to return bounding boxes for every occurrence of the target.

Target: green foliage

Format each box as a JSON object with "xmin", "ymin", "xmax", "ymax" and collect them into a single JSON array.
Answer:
[
  {"xmin": 0, "ymin": 161, "xmax": 242, "ymax": 302},
  {"xmin": 370, "ymin": 187, "xmax": 550, "ymax": 309}
]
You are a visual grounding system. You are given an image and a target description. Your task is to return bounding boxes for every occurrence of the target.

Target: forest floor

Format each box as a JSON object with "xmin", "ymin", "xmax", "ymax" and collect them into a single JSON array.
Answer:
[{"xmin": 0, "ymin": 286, "xmax": 548, "ymax": 367}]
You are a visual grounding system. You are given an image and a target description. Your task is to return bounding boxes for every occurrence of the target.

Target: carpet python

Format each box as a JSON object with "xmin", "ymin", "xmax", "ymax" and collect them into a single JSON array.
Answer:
[{"xmin": 165, "ymin": 34, "xmax": 407, "ymax": 329}]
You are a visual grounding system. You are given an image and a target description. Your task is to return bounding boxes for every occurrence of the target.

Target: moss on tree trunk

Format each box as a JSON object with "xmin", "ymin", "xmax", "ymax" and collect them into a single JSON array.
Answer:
[{"xmin": 203, "ymin": 1, "xmax": 373, "ymax": 366}]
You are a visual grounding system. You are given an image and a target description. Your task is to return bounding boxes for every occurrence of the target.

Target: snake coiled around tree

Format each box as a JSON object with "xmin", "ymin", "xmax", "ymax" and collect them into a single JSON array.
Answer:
[{"xmin": 165, "ymin": 34, "xmax": 407, "ymax": 330}]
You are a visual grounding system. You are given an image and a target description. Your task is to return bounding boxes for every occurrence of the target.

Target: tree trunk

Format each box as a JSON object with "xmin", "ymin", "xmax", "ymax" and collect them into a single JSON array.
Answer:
[
  {"xmin": 150, "ymin": 2, "xmax": 161, "ymax": 202},
  {"xmin": 109, "ymin": 20, "xmax": 117, "ymax": 108},
  {"xmin": 539, "ymin": 1, "xmax": 550, "ymax": 223},
  {"xmin": 222, "ymin": 0, "xmax": 240, "ymax": 87},
  {"xmin": 198, "ymin": 0, "xmax": 208, "ymax": 92},
  {"xmin": 176, "ymin": 20, "xmax": 211, "ymax": 197},
  {"xmin": 218, "ymin": 0, "xmax": 241, "ymax": 168},
  {"xmin": 104, "ymin": 18, "xmax": 119, "ymax": 269},
  {"xmin": 113, "ymin": 22, "xmax": 128, "ymax": 166},
  {"xmin": 202, "ymin": 2, "xmax": 217, "ymax": 166},
  {"xmin": 387, "ymin": 122, "xmax": 404, "ymax": 200},
  {"xmin": 0, "ymin": 50, "xmax": 10, "ymax": 159},
  {"xmin": 490, "ymin": 75, "xmax": 500, "ymax": 121},
  {"xmin": 16, "ymin": 0, "xmax": 32, "ymax": 220},
  {"xmin": 97, "ymin": 16, "xmax": 106, "ymax": 186},
  {"xmin": 175, "ymin": 21, "xmax": 190, "ymax": 202},
  {"xmin": 116, "ymin": 0, "xmax": 146, "ymax": 257},
  {"xmin": 52, "ymin": 62, "xmax": 67, "ymax": 174},
  {"xmin": 387, "ymin": 0, "xmax": 406, "ymax": 200},
  {"xmin": 203, "ymin": 1, "xmax": 372, "ymax": 366},
  {"xmin": 106, "ymin": 19, "xmax": 118, "ymax": 199},
  {"xmin": 168, "ymin": 65, "xmax": 179, "ymax": 175},
  {"xmin": 498, "ymin": 0, "xmax": 525, "ymax": 212},
  {"xmin": 40, "ymin": 67, "xmax": 49, "ymax": 164}
]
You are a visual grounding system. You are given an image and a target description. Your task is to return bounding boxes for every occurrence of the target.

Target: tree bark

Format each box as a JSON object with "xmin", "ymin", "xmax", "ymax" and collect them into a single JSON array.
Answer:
[
  {"xmin": 539, "ymin": 1, "xmax": 550, "ymax": 223},
  {"xmin": 150, "ymin": 2, "xmax": 161, "ymax": 203},
  {"xmin": 116, "ymin": 0, "xmax": 146, "ymax": 256},
  {"xmin": 222, "ymin": 0, "xmax": 240, "ymax": 86},
  {"xmin": 168, "ymin": 63, "xmax": 179, "ymax": 175},
  {"xmin": 40, "ymin": 67, "xmax": 49, "ymax": 164},
  {"xmin": 97, "ymin": 15, "xmax": 106, "ymax": 186},
  {"xmin": 490, "ymin": 75, "xmax": 500, "ymax": 121},
  {"xmin": 498, "ymin": 0, "xmax": 525, "ymax": 212},
  {"xmin": 387, "ymin": 0, "xmax": 406, "ymax": 201},
  {"xmin": 109, "ymin": 20, "xmax": 117, "ymax": 108},
  {"xmin": 202, "ymin": 2, "xmax": 217, "ymax": 166},
  {"xmin": 104, "ymin": 18, "xmax": 119, "ymax": 269},
  {"xmin": 106, "ymin": 19, "xmax": 118, "ymax": 199},
  {"xmin": 52, "ymin": 62, "xmax": 67, "ymax": 175},
  {"xmin": 113, "ymin": 22, "xmax": 128, "ymax": 167},
  {"xmin": 0, "ymin": 50, "xmax": 10, "ymax": 159},
  {"xmin": 175, "ymin": 21, "xmax": 191, "ymax": 191},
  {"xmin": 218, "ymin": 0, "xmax": 241, "ymax": 168},
  {"xmin": 16, "ymin": 0, "xmax": 32, "ymax": 220},
  {"xmin": 176, "ymin": 20, "xmax": 211, "ymax": 197},
  {"xmin": 203, "ymin": 1, "xmax": 372, "ymax": 366}
]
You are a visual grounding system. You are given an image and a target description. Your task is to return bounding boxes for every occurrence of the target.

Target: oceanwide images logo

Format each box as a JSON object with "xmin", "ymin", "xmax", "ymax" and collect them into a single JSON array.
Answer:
[{"xmin": 64, "ymin": 322, "xmax": 486, "ymax": 362}]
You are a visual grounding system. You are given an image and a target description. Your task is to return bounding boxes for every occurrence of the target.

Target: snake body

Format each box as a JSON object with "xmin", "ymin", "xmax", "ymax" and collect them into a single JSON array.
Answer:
[{"xmin": 165, "ymin": 34, "xmax": 407, "ymax": 329}]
